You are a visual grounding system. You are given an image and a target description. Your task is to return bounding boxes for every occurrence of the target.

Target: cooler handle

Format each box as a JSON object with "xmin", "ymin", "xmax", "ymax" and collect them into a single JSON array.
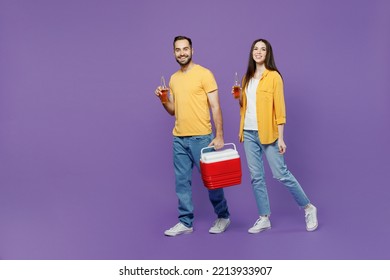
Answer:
[{"xmin": 200, "ymin": 142, "xmax": 237, "ymax": 156}]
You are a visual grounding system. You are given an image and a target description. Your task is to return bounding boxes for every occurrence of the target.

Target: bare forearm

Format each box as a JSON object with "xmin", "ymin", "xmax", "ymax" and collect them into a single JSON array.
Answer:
[
  {"xmin": 277, "ymin": 124, "xmax": 287, "ymax": 154},
  {"xmin": 212, "ymin": 107, "xmax": 224, "ymax": 138},
  {"xmin": 207, "ymin": 90, "xmax": 224, "ymax": 149},
  {"xmin": 162, "ymin": 98, "xmax": 175, "ymax": 116},
  {"xmin": 277, "ymin": 124, "xmax": 284, "ymax": 140}
]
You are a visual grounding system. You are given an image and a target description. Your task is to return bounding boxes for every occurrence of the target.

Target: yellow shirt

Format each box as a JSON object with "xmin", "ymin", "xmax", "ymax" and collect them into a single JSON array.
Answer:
[
  {"xmin": 239, "ymin": 69, "xmax": 286, "ymax": 144},
  {"xmin": 169, "ymin": 64, "xmax": 217, "ymax": 136}
]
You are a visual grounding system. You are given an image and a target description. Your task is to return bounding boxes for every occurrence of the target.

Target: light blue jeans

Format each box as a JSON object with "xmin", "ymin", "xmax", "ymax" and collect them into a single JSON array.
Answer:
[
  {"xmin": 243, "ymin": 130, "xmax": 310, "ymax": 216},
  {"xmin": 173, "ymin": 134, "xmax": 230, "ymax": 227}
]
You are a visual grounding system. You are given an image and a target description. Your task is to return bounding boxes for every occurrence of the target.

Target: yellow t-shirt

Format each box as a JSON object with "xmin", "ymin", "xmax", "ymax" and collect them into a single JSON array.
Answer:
[{"xmin": 169, "ymin": 64, "xmax": 217, "ymax": 136}]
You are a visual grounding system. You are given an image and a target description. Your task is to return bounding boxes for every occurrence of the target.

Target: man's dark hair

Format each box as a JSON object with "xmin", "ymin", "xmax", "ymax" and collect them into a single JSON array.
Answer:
[{"xmin": 173, "ymin": 36, "xmax": 192, "ymax": 49}]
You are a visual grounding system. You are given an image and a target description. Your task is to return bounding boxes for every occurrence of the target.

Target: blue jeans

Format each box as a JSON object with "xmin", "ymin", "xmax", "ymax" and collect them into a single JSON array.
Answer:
[
  {"xmin": 173, "ymin": 134, "xmax": 230, "ymax": 227},
  {"xmin": 243, "ymin": 130, "xmax": 310, "ymax": 216}
]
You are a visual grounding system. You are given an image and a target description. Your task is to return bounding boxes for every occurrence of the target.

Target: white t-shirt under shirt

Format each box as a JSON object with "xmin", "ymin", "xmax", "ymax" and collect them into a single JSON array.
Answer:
[{"xmin": 243, "ymin": 77, "xmax": 260, "ymax": 130}]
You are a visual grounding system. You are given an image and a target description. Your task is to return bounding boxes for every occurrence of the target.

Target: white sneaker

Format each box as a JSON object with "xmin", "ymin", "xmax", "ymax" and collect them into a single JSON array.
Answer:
[
  {"xmin": 164, "ymin": 222, "xmax": 193, "ymax": 237},
  {"xmin": 305, "ymin": 205, "xmax": 318, "ymax": 231},
  {"xmin": 248, "ymin": 216, "xmax": 271, "ymax": 234},
  {"xmin": 209, "ymin": 218, "xmax": 230, "ymax": 234}
]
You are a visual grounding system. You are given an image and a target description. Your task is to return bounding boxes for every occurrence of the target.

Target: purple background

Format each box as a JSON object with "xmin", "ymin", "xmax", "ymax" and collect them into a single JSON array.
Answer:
[{"xmin": 1, "ymin": 0, "xmax": 389, "ymax": 260}]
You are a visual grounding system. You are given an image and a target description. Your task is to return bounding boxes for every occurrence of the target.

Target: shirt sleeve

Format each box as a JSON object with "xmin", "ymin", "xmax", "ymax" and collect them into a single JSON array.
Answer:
[
  {"xmin": 274, "ymin": 74, "xmax": 286, "ymax": 125},
  {"xmin": 201, "ymin": 69, "xmax": 218, "ymax": 93}
]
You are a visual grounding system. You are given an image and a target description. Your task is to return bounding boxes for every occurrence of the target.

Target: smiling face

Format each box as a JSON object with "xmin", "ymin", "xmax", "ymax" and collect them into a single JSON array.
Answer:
[
  {"xmin": 174, "ymin": 39, "xmax": 193, "ymax": 67},
  {"xmin": 252, "ymin": 41, "xmax": 267, "ymax": 65}
]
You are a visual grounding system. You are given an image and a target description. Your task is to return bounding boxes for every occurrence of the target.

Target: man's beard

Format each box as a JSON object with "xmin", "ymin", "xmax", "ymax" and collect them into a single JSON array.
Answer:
[{"xmin": 176, "ymin": 55, "xmax": 192, "ymax": 66}]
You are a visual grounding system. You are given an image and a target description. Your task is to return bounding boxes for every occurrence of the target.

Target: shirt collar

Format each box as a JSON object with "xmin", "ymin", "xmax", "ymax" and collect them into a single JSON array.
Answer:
[{"xmin": 261, "ymin": 69, "xmax": 270, "ymax": 79}]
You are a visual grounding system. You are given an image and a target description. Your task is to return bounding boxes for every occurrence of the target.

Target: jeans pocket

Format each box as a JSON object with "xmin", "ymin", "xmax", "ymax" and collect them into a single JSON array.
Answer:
[
  {"xmin": 191, "ymin": 134, "xmax": 213, "ymax": 152},
  {"xmin": 193, "ymin": 134, "xmax": 212, "ymax": 142}
]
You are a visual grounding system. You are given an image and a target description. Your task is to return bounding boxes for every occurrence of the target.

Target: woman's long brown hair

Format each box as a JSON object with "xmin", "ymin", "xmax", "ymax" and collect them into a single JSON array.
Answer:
[{"xmin": 242, "ymin": 39, "xmax": 282, "ymax": 91}]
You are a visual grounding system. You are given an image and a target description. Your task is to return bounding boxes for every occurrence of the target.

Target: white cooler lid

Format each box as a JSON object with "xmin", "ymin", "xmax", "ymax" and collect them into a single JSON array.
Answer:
[{"xmin": 201, "ymin": 148, "xmax": 239, "ymax": 163}]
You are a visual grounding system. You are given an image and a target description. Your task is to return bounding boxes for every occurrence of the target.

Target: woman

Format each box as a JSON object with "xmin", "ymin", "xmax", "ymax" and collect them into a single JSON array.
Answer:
[{"xmin": 235, "ymin": 39, "xmax": 318, "ymax": 233}]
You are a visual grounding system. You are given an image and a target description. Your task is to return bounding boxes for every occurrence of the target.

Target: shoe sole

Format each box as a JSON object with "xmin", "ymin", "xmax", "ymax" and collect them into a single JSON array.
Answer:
[
  {"xmin": 209, "ymin": 221, "xmax": 231, "ymax": 234},
  {"xmin": 164, "ymin": 229, "xmax": 193, "ymax": 237},
  {"xmin": 306, "ymin": 224, "xmax": 318, "ymax": 232},
  {"xmin": 248, "ymin": 226, "xmax": 271, "ymax": 234}
]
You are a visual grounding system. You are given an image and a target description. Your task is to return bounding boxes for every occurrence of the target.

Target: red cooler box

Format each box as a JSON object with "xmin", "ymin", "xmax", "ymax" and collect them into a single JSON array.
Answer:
[{"xmin": 200, "ymin": 143, "xmax": 242, "ymax": 190}]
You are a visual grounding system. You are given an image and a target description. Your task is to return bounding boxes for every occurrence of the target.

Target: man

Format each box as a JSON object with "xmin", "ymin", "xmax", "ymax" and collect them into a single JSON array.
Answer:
[{"xmin": 155, "ymin": 36, "xmax": 230, "ymax": 236}]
